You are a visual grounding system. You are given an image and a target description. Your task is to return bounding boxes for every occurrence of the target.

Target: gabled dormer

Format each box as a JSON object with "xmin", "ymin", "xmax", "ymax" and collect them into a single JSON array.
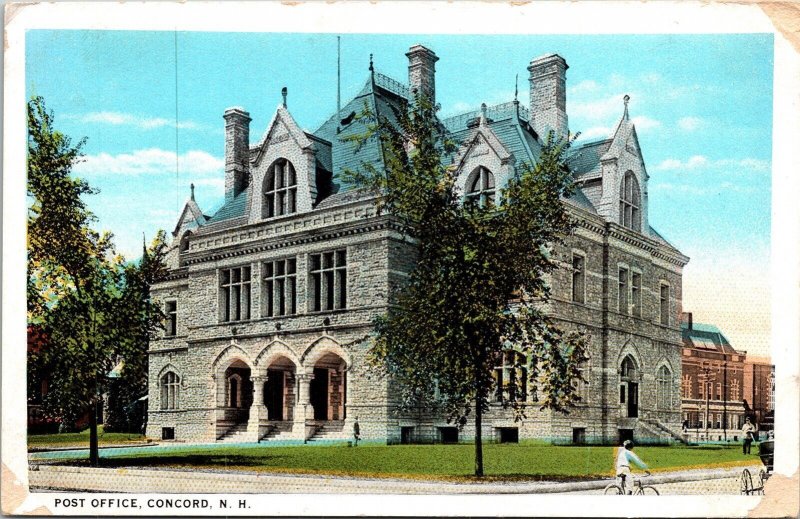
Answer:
[
  {"xmin": 246, "ymin": 98, "xmax": 331, "ymax": 225},
  {"xmin": 452, "ymin": 104, "xmax": 516, "ymax": 206},
  {"xmin": 172, "ymin": 184, "xmax": 208, "ymax": 245},
  {"xmin": 595, "ymin": 95, "xmax": 650, "ymax": 235}
]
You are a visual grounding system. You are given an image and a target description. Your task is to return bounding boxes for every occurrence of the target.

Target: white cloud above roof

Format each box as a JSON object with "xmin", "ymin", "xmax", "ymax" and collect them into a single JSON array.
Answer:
[
  {"xmin": 73, "ymin": 148, "xmax": 224, "ymax": 176},
  {"xmin": 69, "ymin": 111, "xmax": 208, "ymax": 131}
]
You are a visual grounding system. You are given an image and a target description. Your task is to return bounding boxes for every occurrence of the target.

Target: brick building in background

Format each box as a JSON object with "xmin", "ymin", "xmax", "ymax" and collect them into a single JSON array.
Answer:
[
  {"xmin": 680, "ymin": 312, "xmax": 774, "ymax": 443},
  {"xmin": 743, "ymin": 356, "xmax": 775, "ymax": 434},
  {"xmin": 147, "ymin": 44, "xmax": 689, "ymax": 446}
]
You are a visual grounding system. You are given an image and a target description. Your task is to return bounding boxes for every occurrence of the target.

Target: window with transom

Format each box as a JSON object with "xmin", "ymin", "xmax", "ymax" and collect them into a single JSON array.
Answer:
[
  {"xmin": 263, "ymin": 159, "xmax": 297, "ymax": 218},
  {"xmin": 465, "ymin": 167, "xmax": 496, "ymax": 208},
  {"xmin": 493, "ymin": 351, "xmax": 527, "ymax": 403},
  {"xmin": 309, "ymin": 250, "xmax": 347, "ymax": 312},
  {"xmin": 264, "ymin": 258, "xmax": 297, "ymax": 317},
  {"xmin": 619, "ymin": 171, "xmax": 641, "ymax": 231},
  {"xmin": 682, "ymin": 374, "xmax": 692, "ymax": 399},
  {"xmin": 160, "ymin": 371, "xmax": 180, "ymax": 410},
  {"xmin": 220, "ymin": 266, "xmax": 251, "ymax": 322},
  {"xmin": 657, "ymin": 365, "xmax": 672, "ymax": 409}
]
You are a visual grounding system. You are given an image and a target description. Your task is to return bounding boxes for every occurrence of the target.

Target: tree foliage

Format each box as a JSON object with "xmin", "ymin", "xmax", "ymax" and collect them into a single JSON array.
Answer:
[
  {"xmin": 27, "ymin": 96, "xmax": 166, "ymax": 462},
  {"xmin": 346, "ymin": 94, "xmax": 587, "ymax": 476}
]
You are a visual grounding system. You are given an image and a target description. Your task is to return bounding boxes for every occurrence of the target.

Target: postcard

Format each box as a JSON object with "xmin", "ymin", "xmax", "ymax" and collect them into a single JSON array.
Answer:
[{"xmin": 3, "ymin": 1, "xmax": 798, "ymax": 517}]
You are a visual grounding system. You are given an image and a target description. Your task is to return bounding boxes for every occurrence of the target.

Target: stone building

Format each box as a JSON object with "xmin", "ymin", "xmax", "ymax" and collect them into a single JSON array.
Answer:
[
  {"xmin": 147, "ymin": 44, "xmax": 689, "ymax": 445},
  {"xmin": 680, "ymin": 313, "xmax": 748, "ymax": 443}
]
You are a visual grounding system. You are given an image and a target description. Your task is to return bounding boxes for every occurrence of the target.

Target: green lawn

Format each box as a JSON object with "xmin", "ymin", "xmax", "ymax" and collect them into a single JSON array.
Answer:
[
  {"xmin": 28, "ymin": 426, "xmax": 149, "ymax": 449},
  {"xmin": 62, "ymin": 442, "xmax": 753, "ymax": 481}
]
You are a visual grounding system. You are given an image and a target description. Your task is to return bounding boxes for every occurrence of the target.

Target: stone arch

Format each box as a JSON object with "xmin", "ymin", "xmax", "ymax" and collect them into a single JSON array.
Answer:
[
  {"xmin": 157, "ymin": 362, "xmax": 182, "ymax": 382},
  {"xmin": 300, "ymin": 336, "xmax": 351, "ymax": 372},
  {"xmin": 616, "ymin": 340, "xmax": 644, "ymax": 375},
  {"xmin": 254, "ymin": 339, "xmax": 300, "ymax": 371},
  {"xmin": 211, "ymin": 343, "xmax": 253, "ymax": 377}
]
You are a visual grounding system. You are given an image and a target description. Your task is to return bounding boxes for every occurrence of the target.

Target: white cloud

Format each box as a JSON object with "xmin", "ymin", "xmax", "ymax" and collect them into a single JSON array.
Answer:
[
  {"xmin": 74, "ymin": 148, "xmax": 224, "ymax": 176},
  {"xmin": 649, "ymin": 183, "xmax": 706, "ymax": 196},
  {"xmin": 568, "ymin": 80, "xmax": 599, "ymax": 96},
  {"xmin": 570, "ymin": 94, "xmax": 626, "ymax": 121},
  {"xmin": 574, "ymin": 125, "xmax": 612, "ymax": 141},
  {"xmin": 192, "ymin": 177, "xmax": 226, "ymax": 191},
  {"xmin": 678, "ymin": 116, "xmax": 704, "ymax": 131},
  {"xmin": 73, "ymin": 111, "xmax": 204, "ymax": 131},
  {"xmin": 631, "ymin": 115, "xmax": 661, "ymax": 131},
  {"xmin": 654, "ymin": 155, "xmax": 770, "ymax": 172}
]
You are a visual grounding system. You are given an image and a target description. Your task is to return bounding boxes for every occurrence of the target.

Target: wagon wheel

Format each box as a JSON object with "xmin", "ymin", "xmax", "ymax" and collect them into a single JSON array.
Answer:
[
  {"xmin": 757, "ymin": 469, "xmax": 767, "ymax": 495},
  {"xmin": 740, "ymin": 468, "xmax": 754, "ymax": 495}
]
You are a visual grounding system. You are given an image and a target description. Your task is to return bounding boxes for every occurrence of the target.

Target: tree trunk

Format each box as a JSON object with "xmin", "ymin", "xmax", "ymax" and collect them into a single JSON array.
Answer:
[
  {"xmin": 474, "ymin": 398, "xmax": 484, "ymax": 477},
  {"xmin": 89, "ymin": 398, "xmax": 99, "ymax": 467}
]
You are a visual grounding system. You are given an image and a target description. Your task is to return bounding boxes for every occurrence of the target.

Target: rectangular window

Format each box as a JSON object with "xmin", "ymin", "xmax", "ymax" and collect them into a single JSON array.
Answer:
[
  {"xmin": 161, "ymin": 427, "xmax": 175, "ymax": 440},
  {"xmin": 165, "ymin": 300, "xmax": 177, "ymax": 336},
  {"xmin": 309, "ymin": 250, "xmax": 347, "ymax": 312},
  {"xmin": 572, "ymin": 254, "xmax": 585, "ymax": 303},
  {"xmin": 660, "ymin": 283, "xmax": 670, "ymax": 325},
  {"xmin": 631, "ymin": 272, "xmax": 642, "ymax": 317},
  {"xmin": 264, "ymin": 258, "xmax": 297, "ymax": 317},
  {"xmin": 220, "ymin": 266, "xmax": 251, "ymax": 322},
  {"xmin": 618, "ymin": 267, "xmax": 629, "ymax": 314}
]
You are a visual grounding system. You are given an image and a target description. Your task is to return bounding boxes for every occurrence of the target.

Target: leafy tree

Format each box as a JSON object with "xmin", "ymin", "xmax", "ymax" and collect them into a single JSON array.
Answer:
[
  {"xmin": 27, "ymin": 96, "xmax": 166, "ymax": 464},
  {"xmin": 347, "ymin": 94, "xmax": 587, "ymax": 476}
]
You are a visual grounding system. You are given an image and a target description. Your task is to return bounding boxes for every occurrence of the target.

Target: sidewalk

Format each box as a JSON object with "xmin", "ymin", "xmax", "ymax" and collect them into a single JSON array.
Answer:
[{"xmin": 28, "ymin": 464, "xmax": 760, "ymax": 494}]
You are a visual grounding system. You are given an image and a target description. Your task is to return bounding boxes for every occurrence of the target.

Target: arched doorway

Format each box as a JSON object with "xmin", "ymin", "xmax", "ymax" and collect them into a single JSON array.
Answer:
[
  {"xmin": 262, "ymin": 356, "xmax": 296, "ymax": 422},
  {"xmin": 309, "ymin": 352, "xmax": 346, "ymax": 421},
  {"xmin": 620, "ymin": 355, "xmax": 639, "ymax": 418},
  {"xmin": 223, "ymin": 360, "xmax": 252, "ymax": 424}
]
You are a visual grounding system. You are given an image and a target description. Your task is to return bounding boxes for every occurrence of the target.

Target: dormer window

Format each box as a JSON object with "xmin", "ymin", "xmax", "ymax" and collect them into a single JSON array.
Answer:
[
  {"xmin": 263, "ymin": 159, "xmax": 297, "ymax": 218},
  {"xmin": 465, "ymin": 166, "xmax": 495, "ymax": 208},
  {"xmin": 619, "ymin": 171, "xmax": 641, "ymax": 231}
]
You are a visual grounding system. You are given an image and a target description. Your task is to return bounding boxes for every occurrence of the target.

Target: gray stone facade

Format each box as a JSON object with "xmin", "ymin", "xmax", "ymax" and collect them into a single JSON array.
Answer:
[{"xmin": 147, "ymin": 45, "xmax": 688, "ymax": 446}]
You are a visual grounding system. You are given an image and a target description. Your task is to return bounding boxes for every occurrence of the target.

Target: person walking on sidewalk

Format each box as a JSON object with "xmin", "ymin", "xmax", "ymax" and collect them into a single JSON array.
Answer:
[
  {"xmin": 742, "ymin": 418, "xmax": 756, "ymax": 454},
  {"xmin": 616, "ymin": 440, "xmax": 651, "ymax": 494}
]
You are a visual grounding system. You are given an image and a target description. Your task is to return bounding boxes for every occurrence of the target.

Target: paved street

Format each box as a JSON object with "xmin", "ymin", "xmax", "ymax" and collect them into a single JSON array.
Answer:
[
  {"xmin": 563, "ymin": 474, "xmax": 747, "ymax": 495},
  {"xmin": 29, "ymin": 464, "xmax": 761, "ymax": 495}
]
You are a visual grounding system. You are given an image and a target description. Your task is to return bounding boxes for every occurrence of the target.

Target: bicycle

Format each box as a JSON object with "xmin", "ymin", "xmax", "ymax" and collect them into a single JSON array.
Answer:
[{"xmin": 603, "ymin": 473, "xmax": 660, "ymax": 495}]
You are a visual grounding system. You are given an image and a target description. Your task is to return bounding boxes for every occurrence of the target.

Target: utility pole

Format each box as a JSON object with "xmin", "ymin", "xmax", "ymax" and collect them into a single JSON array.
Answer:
[
  {"xmin": 723, "ymin": 361, "xmax": 728, "ymax": 442},
  {"xmin": 700, "ymin": 365, "xmax": 713, "ymax": 443}
]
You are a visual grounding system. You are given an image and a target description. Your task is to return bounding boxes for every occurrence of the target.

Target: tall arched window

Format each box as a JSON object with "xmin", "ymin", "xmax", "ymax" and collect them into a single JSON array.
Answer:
[
  {"xmin": 160, "ymin": 371, "xmax": 180, "ymax": 410},
  {"xmin": 465, "ymin": 166, "xmax": 495, "ymax": 208},
  {"xmin": 657, "ymin": 365, "xmax": 672, "ymax": 409},
  {"xmin": 493, "ymin": 350, "xmax": 527, "ymax": 402},
  {"xmin": 263, "ymin": 159, "xmax": 297, "ymax": 218},
  {"xmin": 619, "ymin": 171, "xmax": 641, "ymax": 231}
]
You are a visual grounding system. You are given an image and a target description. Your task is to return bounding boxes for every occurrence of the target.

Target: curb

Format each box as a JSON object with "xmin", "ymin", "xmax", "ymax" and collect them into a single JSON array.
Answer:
[{"xmin": 28, "ymin": 464, "xmax": 761, "ymax": 494}]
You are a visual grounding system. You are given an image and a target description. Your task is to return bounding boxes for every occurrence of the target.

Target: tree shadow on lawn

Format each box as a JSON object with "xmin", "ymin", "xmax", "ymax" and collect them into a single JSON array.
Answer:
[{"xmin": 62, "ymin": 454, "xmax": 291, "ymax": 470}]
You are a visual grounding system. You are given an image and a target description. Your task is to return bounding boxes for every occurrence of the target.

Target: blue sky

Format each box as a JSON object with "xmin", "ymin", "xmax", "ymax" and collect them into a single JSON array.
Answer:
[{"xmin": 26, "ymin": 31, "xmax": 774, "ymax": 354}]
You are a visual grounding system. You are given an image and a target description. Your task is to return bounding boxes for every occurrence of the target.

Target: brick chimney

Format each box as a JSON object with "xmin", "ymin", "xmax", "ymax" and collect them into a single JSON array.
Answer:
[
  {"xmin": 406, "ymin": 44, "xmax": 439, "ymax": 105},
  {"xmin": 527, "ymin": 54, "xmax": 569, "ymax": 140},
  {"xmin": 681, "ymin": 311, "xmax": 693, "ymax": 330},
  {"xmin": 223, "ymin": 107, "xmax": 251, "ymax": 201}
]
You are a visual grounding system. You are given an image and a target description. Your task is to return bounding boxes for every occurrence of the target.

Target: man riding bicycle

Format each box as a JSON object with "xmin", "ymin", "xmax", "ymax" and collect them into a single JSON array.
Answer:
[{"xmin": 616, "ymin": 440, "xmax": 651, "ymax": 493}]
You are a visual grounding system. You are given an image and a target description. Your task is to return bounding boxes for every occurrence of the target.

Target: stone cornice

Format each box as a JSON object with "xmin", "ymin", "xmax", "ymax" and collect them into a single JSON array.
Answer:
[{"xmin": 182, "ymin": 217, "xmax": 402, "ymax": 267}]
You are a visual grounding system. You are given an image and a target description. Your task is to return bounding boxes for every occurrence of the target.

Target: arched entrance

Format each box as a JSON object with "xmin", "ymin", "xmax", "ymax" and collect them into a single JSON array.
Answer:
[
  {"xmin": 262, "ymin": 356, "xmax": 297, "ymax": 422},
  {"xmin": 309, "ymin": 352, "xmax": 346, "ymax": 421},
  {"xmin": 222, "ymin": 359, "xmax": 253, "ymax": 424},
  {"xmin": 620, "ymin": 355, "xmax": 639, "ymax": 418}
]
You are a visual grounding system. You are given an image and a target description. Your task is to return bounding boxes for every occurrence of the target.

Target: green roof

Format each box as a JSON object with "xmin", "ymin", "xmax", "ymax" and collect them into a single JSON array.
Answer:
[
  {"xmin": 681, "ymin": 321, "xmax": 739, "ymax": 355},
  {"xmin": 568, "ymin": 139, "xmax": 611, "ymax": 178}
]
